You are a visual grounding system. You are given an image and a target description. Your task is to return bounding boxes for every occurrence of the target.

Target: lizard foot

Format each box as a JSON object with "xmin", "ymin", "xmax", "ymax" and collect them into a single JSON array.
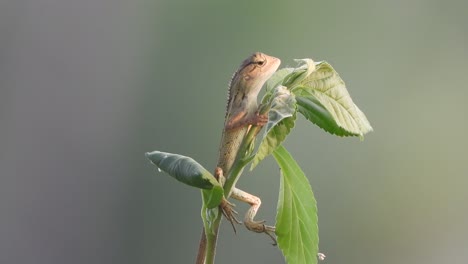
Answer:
[
  {"xmin": 244, "ymin": 219, "xmax": 277, "ymax": 245},
  {"xmin": 250, "ymin": 112, "xmax": 269, "ymax": 127},
  {"xmin": 220, "ymin": 199, "xmax": 242, "ymax": 233}
]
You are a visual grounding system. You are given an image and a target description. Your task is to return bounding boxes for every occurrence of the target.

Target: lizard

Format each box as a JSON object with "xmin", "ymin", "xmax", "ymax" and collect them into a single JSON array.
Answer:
[
  {"xmin": 196, "ymin": 52, "xmax": 281, "ymax": 264},
  {"xmin": 216, "ymin": 52, "xmax": 280, "ymax": 238}
]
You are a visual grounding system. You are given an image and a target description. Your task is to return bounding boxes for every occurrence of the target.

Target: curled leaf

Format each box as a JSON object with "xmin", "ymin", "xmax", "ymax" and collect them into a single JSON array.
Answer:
[
  {"xmin": 260, "ymin": 68, "xmax": 294, "ymax": 108},
  {"xmin": 282, "ymin": 59, "xmax": 316, "ymax": 89},
  {"xmin": 264, "ymin": 86, "xmax": 296, "ymax": 134},
  {"xmin": 201, "ymin": 199, "xmax": 221, "ymax": 232},
  {"xmin": 146, "ymin": 151, "xmax": 223, "ymax": 208},
  {"xmin": 251, "ymin": 86, "xmax": 296, "ymax": 170},
  {"xmin": 146, "ymin": 150, "xmax": 218, "ymax": 189}
]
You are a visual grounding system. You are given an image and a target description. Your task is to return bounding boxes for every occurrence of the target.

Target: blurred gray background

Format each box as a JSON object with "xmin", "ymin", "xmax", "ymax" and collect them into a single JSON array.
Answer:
[{"xmin": 1, "ymin": 0, "xmax": 467, "ymax": 263}]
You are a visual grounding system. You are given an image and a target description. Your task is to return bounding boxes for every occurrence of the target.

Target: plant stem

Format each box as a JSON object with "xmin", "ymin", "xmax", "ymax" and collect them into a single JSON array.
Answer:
[
  {"xmin": 198, "ymin": 208, "xmax": 222, "ymax": 264},
  {"xmin": 196, "ymin": 127, "xmax": 259, "ymax": 264},
  {"xmin": 204, "ymin": 217, "xmax": 221, "ymax": 264},
  {"xmin": 195, "ymin": 228, "xmax": 206, "ymax": 264}
]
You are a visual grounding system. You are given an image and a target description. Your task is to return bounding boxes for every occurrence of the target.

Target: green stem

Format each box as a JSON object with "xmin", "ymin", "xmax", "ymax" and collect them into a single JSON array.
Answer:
[{"xmin": 204, "ymin": 216, "xmax": 221, "ymax": 264}]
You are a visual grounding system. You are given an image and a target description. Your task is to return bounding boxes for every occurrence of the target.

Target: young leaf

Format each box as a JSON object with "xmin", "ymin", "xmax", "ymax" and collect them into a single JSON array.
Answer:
[
  {"xmin": 201, "ymin": 187, "xmax": 224, "ymax": 209},
  {"xmin": 251, "ymin": 116, "xmax": 295, "ymax": 170},
  {"xmin": 201, "ymin": 201, "xmax": 221, "ymax": 233},
  {"xmin": 146, "ymin": 150, "xmax": 223, "ymax": 208},
  {"xmin": 251, "ymin": 86, "xmax": 296, "ymax": 170},
  {"xmin": 264, "ymin": 68, "xmax": 293, "ymax": 93},
  {"xmin": 263, "ymin": 86, "xmax": 297, "ymax": 134},
  {"xmin": 260, "ymin": 68, "xmax": 294, "ymax": 109},
  {"xmin": 273, "ymin": 146, "xmax": 318, "ymax": 264},
  {"xmin": 282, "ymin": 59, "xmax": 316, "ymax": 89},
  {"xmin": 294, "ymin": 61, "xmax": 373, "ymax": 137}
]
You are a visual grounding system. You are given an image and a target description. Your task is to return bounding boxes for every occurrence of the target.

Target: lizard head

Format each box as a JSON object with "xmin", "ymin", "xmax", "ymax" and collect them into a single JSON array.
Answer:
[
  {"xmin": 239, "ymin": 52, "xmax": 281, "ymax": 85},
  {"xmin": 225, "ymin": 53, "xmax": 281, "ymax": 117},
  {"xmin": 233, "ymin": 52, "xmax": 281, "ymax": 93}
]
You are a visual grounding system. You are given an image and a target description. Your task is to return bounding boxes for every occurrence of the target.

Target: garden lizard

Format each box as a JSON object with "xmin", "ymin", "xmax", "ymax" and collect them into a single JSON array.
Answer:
[{"xmin": 216, "ymin": 52, "xmax": 280, "ymax": 236}]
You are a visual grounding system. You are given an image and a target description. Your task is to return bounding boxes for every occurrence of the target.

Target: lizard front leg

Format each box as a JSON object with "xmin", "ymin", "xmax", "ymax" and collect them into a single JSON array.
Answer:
[
  {"xmin": 225, "ymin": 111, "xmax": 268, "ymax": 130},
  {"xmin": 230, "ymin": 187, "xmax": 276, "ymax": 245}
]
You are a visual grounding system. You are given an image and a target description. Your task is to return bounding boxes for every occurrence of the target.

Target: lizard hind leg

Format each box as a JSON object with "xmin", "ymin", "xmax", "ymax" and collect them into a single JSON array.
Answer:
[
  {"xmin": 230, "ymin": 188, "xmax": 277, "ymax": 245},
  {"xmin": 215, "ymin": 167, "xmax": 242, "ymax": 232}
]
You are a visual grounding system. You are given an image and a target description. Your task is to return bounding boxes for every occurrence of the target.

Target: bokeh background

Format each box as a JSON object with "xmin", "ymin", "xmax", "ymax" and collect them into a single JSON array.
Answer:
[{"xmin": 1, "ymin": 0, "xmax": 467, "ymax": 263}]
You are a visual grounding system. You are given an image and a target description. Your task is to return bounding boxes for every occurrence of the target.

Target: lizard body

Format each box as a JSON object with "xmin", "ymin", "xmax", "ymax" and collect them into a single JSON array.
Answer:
[{"xmin": 217, "ymin": 52, "xmax": 280, "ymax": 236}]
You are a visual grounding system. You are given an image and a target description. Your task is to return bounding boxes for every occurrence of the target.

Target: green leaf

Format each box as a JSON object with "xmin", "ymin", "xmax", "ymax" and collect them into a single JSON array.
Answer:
[
  {"xmin": 296, "ymin": 95, "xmax": 357, "ymax": 137},
  {"xmin": 264, "ymin": 68, "xmax": 293, "ymax": 93},
  {"xmin": 273, "ymin": 146, "xmax": 318, "ymax": 264},
  {"xmin": 251, "ymin": 86, "xmax": 296, "ymax": 170},
  {"xmin": 201, "ymin": 202, "xmax": 221, "ymax": 233},
  {"xmin": 146, "ymin": 150, "xmax": 223, "ymax": 208},
  {"xmin": 260, "ymin": 68, "xmax": 294, "ymax": 111},
  {"xmin": 263, "ymin": 86, "xmax": 297, "ymax": 134},
  {"xmin": 294, "ymin": 61, "xmax": 373, "ymax": 137},
  {"xmin": 251, "ymin": 116, "xmax": 295, "ymax": 170},
  {"xmin": 282, "ymin": 59, "xmax": 316, "ymax": 89},
  {"xmin": 201, "ymin": 187, "xmax": 224, "ymax": 209},
  {"xmin": 146, "ymin": 150, "xmax": 217, "ymax": 189}
]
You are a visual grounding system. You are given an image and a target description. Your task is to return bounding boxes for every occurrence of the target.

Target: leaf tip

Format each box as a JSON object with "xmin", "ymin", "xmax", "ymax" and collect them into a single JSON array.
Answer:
[{"xmin": 249, "ymin": 160, "xmax": 258, "ymax": 171}]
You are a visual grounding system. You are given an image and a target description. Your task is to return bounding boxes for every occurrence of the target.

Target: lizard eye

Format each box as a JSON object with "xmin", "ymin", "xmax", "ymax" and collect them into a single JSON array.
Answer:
[{"xmin": 256, "ymin": 60, "xmax": 266, "ymax": 66}]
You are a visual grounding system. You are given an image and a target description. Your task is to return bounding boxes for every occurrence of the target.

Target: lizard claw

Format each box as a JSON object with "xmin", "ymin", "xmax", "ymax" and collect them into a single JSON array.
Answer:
[
  {"xmin": 220, "ymin": 199, "xmax": 242, "ymax": 233},
  {"xmin": 244, "ymin": 219, "xmax": 277, "ymax": 245},
  {"xmin": 250, "ymin": 112, "xmax": 268, "ymax": 127}
]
